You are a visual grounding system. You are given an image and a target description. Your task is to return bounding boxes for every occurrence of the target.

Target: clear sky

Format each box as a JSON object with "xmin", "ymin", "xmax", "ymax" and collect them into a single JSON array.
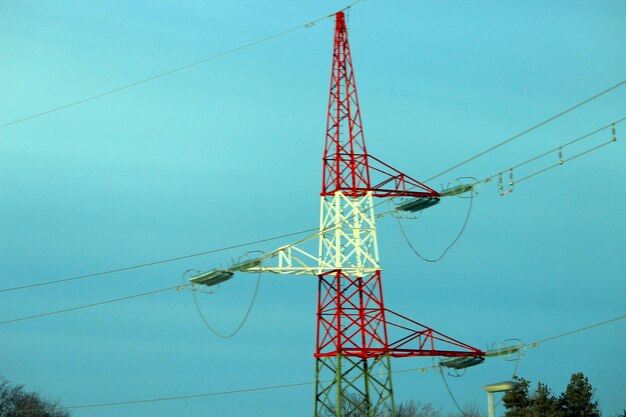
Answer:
[{"xmin": 1, "ymin": 1, "xmax": 625, "ymax": 416}]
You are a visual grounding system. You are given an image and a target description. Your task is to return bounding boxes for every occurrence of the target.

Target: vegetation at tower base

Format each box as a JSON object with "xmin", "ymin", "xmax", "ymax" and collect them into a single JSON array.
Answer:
[
  {"xmin": 0, "ymin": 376, "xmax": 70, "ymax": 417},
  {"xmin": 502, "ymin": 373, "xmax": 601, "ymax": 417},
  {"xmin": 396, "ymin": 401, "xmax": 484, "ymax": 417},
  {"xmin": 318, "ymin": 393, "xmax": 484, "ymax": 417}
]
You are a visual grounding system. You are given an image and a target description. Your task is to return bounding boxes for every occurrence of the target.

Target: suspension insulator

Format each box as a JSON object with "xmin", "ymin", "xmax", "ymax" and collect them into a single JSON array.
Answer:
[
  {"xmin": 189, "ymin": 269, "xmax": 234, "ymax": 287},
  {"xmin": 440, "ymin": 184, "xmax": 473, "ymax": 197},
  {"xmin": 230, "ymin": 258, "xmax": 262, "ymax": 272},
  {"xmin": 395, "ymin": 197, "xmax": 440, "ymax": 213},
  {"xmin": 439, "ymin": 355, "xmax": 485, "ymax": 369}
]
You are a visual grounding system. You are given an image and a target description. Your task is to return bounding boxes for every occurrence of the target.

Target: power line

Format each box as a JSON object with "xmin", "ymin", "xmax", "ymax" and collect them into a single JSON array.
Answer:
[
  {"xmin": 0, "ymin": 116, "xmax": 614, "ymax": 295},
  {"xmin": 393, "ymin": 116, "xmax": 620, "ymax": 262},
  {"xmin": 424, "ymin": 79, "xmax": 626, "ymax": 183},
  {"xmin": 0, "ymin": 191, "xmax": 434, "ymax": 295},
  {"xmin": 61, "ymin": 365, "xmax": 437, "ymax": 410},
  {"xmin": 528, "ymin": 314, "xmax": 626, "ymax": 347},
  {"xmin": 474, "ymin": 116, "xmax": 623, "ymax": 190},
  {"xmin": 2, "ymin": 113, "xmax": 617, "ymax": 295},
  {"xmin": 66, "ymin": 381, "xmax": 315, "ymax": 410},
  {"xmin": 2, "ymin": 106, "xmax": 621, "ymax": 296},
  {"xmin": 0, "ymin": 285, "xmax": 184, "ymax": 325},
  {"xmin": 0, "ymin": 228, "xmax": 315, "ymax": 293},
  {"xmin": 27, "ymin": 314, "xmax": 620, "ymax": 410},
  {"xmin": 515, "ymin": 139, "xmax": 616, "ymax": 185},
  {"xmin": 0, "ymin": 1, "xmax": 363, "ymax": 130}
]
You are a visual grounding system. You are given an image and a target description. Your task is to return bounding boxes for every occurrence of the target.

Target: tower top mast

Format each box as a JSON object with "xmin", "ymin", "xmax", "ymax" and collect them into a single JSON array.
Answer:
[
  {"xmin": 322, "ymin": 11, "xmax": 371, "ymax": 197},
  {"xmin": 322, "ymin": 11, "xmax": 440, "ymax": 199}
]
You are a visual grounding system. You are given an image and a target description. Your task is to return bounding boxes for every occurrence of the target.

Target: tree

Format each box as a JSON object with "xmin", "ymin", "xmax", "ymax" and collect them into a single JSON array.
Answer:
[
  {"xmin": 397, "ymin": 401, "xmax": 443, "ymax": 417},
  {"xmin": 318, "ymin": 392, "xmax": 445, "ymax": 417},
  {"xmin": 502, "ymin": 376, "xmax": 532, "ymax": 417},
  {"xmin": 503, "ymin": 373, "xmax": 602, "ymax": 417},
  {"xmin": 560, "ymin": 373, "xmax": 600, "ymax": 417},
  {"xmin": 533, "ymin": 382, "xmax": 562, "ymax": 417},
  {"xmin": 317, "ymin": 392, "xmax": 381, "ymax": 417},
  {"xmin": 457, "ymin": 402, "xmax": 485, "ymax": 417},
  {"xmin": 0, "ymin": 376, "xmax": 70, "ymax": 417}
]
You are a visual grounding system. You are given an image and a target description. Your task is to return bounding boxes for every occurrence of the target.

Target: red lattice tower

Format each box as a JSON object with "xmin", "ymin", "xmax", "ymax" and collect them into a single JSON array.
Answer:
[{"xmin": 189, "ymin": 11, "xmax": 484, "ymax": 417}]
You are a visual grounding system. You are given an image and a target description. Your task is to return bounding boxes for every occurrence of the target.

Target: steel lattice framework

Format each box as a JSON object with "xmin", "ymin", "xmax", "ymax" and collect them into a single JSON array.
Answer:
[
  {"xmin": 312, "ymin": 16, "xmax": 482, "ymax": 416},
  {"xmin": 191, "ymin": 11, "xmax": 485, "ymax": 417}
]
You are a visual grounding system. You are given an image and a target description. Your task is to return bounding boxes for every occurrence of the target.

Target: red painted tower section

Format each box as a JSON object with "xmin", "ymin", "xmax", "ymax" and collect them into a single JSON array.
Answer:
[
  {"xmin": 322, "ymin": 12, "xmax": 441, "ymax": 199},
  {"xmin": 322, "ymin": 11, "xmax": 370, "ymax": 197}
]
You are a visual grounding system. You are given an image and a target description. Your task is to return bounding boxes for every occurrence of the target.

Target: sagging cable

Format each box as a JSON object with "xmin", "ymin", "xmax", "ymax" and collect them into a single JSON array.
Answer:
[{"xmin": 397, "ymin": 183, "xmax": 474, "ymax": 263}]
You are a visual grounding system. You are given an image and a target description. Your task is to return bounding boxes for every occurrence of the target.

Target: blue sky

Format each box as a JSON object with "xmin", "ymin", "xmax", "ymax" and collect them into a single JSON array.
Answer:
[{"xmin": 1, "ymin": 1, "xmax": 625, "ymax": 416}]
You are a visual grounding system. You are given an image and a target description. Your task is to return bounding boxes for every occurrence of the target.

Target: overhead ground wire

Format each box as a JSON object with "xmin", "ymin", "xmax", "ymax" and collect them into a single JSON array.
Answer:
[{"xmin": 0, "ymin": 1, "xmax": 363, "ymax": 130}]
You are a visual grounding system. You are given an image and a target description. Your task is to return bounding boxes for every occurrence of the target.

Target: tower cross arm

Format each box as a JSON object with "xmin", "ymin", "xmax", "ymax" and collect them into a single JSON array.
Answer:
[
  {"xmin": 188, "ymin": 231, "xmax": 325, "ymax": 287},
  {"xmin": 189, "ymin": 221, "xmax": 382, "ymax": 288},
  {"xmin": 243, "ymin": 226, "xmax": 380, "ymax": 277},
  {"xmin": 247, "ymin": 237, "xmax": 323, "ymax": 276}
]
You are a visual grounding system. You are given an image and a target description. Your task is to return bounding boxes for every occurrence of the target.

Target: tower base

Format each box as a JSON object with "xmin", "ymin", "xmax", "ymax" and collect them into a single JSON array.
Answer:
[{"xmin": 314, "ymin": 354, "xmax": 395, "ymax": 417}]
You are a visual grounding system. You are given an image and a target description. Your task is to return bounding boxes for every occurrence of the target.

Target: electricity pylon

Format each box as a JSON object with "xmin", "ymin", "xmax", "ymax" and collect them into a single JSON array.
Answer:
[{"xmin": 190, "ymin": 11, "xmax": 484, "ymax": 417}]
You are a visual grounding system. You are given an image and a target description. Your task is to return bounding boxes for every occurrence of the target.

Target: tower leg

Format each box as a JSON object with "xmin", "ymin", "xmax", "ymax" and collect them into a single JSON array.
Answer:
[{"xmin": 314, "ymin": 354, "xmax": 395, "ymax": 417}]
